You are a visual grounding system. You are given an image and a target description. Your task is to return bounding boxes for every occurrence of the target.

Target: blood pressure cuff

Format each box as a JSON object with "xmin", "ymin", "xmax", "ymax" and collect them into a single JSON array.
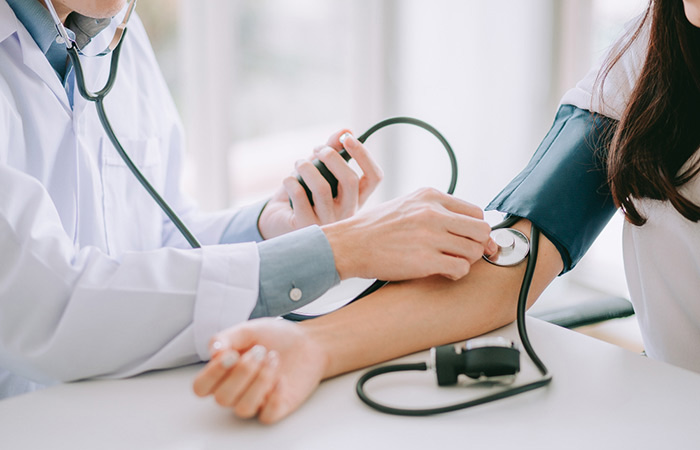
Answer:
[{"xmin": 486, "ymin": 104, "xmax": 618, "ymax": 274}]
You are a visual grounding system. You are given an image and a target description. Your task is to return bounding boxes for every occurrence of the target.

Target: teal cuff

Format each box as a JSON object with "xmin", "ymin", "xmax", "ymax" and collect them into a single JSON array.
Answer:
[{"xmin": 486, "ymin": 105, "xmax": 617, "ymax": 273}]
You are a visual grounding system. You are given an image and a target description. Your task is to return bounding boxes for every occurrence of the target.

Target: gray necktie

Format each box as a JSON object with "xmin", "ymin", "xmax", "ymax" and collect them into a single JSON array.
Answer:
[{"xmin": 65, "ymin": 13, "xmax": 111, "ymax": 50}]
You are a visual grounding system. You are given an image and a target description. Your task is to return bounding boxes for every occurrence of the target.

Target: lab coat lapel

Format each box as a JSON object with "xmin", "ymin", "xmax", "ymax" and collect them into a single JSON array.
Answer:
[
  {"xmin": 17, "ymin": 29, "xmax": 72, "ymax": 109},
  {"xmin": 0, "ymin": 1, "xmax": 71, "ymax": 111},
  {"xmin": 0, "ymin": 1, "xmax": 14, "ymax": 43}
]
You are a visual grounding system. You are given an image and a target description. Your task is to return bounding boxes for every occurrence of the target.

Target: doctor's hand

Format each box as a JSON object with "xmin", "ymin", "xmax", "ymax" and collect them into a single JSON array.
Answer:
[
  {"xmin": 323, "ymin": 188, "xmax": 497, "ymax": 281},
  {"xmin": 258, "ymin": 130, "xmax": 383, "ymax": 240},
  {"xmin": 192, "ymin": 318, "xmax": 326, "ymax": 424}
]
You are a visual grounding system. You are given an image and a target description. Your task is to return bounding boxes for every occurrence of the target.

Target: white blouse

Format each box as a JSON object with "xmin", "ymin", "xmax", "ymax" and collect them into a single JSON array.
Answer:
[{"xmin": 562, "ymin": 15, "xmax": 700, "ymax": 373}]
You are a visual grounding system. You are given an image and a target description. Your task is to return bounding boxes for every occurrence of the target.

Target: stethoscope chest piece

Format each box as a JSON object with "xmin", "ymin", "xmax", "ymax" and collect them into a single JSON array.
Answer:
[{"xmin": 483, "ymin": 228, "xmax": 530, "ymax": 267}]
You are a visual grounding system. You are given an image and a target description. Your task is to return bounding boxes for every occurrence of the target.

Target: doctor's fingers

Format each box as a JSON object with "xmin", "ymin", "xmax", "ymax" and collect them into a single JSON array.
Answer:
[
  {"xmin": 324, "ymin": 128, "xmax": 353, "ymax": 151},
  {"xmin": 433, "ymin": 253, "xmax": 479, "ymax": 281},
  {"xmin": 436, "ymin": 233, "xmax": 489, "ymax": 271},
  {"xmin": 440, "ymin": 212, "xmax": 493, "ymax": 248},
  {"xmin": 283, "ymin": 176, "xmax": 320, "ymax": 227},
  {"xmin": 315, "ymin": 147, "xmax": 360, "ymax": 216},
  {"xmin": 212, "ymin": 345, "xmax": 269, "ymax": 408},
  {"xmin": 337, "ymin": 133, "xmax": 383, "ymax": 206},
  {"xmin": 414, "ymin": 188, "xmax": 485, "ymax": 219},
  {"xmin": 294, "ymin": 159, "xmax": 338, "ymax": 222}
]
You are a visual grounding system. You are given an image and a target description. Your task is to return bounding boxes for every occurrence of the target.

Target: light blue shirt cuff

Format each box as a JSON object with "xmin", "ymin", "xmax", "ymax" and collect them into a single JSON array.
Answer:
[
  {"xmin": 250, "ymin": 225, "xmax": 340, "ymax": 318},
  {"xmin": 219, "ymin": 200, "xmax": 267, "ymax": 244}
]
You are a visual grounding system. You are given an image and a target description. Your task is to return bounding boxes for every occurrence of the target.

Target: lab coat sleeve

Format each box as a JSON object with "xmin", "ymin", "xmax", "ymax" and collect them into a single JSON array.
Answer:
[{"xmin": 0, "ymin": 164, "xmax": 258, "ymax": 384}]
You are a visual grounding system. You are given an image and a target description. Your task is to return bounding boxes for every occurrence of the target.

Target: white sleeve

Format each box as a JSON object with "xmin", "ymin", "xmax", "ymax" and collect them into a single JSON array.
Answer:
[
  {"xmin": 560, "ymin": 13, "xmax": 649, "ymax": 120},
  {"xmin": 0, "ymin": 164, "xmax": 258, "ymax": 383}
]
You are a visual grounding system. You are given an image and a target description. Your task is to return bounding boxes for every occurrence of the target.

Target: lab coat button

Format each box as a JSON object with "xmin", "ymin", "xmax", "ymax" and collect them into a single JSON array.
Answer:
[
  {"xmin": 289, "ymin": 287, "xmax": 303, "ymax": 302},
  {"xmin": 55, "ymin": 36, "xmax": 65, "ymax": 44}
]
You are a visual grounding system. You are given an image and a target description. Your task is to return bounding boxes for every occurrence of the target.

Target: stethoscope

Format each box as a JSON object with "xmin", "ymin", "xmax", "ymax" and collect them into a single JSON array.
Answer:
[{"xmin": 44, "ymin": 0, "xmax": 551, "ymax": 416}]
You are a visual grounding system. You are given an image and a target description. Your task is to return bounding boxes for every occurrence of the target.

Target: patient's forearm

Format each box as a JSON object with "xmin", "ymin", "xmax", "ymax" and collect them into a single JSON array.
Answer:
[{"xmin": 302, "ymin": 220, "xmax": 563, "ymax": 379}]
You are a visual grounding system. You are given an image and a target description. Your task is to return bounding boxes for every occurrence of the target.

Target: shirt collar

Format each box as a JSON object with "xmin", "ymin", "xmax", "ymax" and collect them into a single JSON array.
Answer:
[
  {"xmin": 5, "ymin": 0, "xmax": 58, "ymax": 54},
  {"xmin": 5, "ymin": 0, "xmax": 111, "ymax": 79},
  {"xmin": 5, "ymin": 0, "xmax": 112, "ymax": 55}
]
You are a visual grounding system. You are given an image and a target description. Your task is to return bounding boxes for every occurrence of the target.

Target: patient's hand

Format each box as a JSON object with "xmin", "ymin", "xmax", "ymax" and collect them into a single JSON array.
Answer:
[{"xmin": 193, "ymin": 318, "xmax": 327, "ymax": 424}]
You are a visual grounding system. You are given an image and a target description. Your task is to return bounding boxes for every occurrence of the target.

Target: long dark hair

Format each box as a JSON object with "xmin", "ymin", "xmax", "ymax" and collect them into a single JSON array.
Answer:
[{"xmin": 600, "ymin": 0, "xmax": 700, "ymax": 225}]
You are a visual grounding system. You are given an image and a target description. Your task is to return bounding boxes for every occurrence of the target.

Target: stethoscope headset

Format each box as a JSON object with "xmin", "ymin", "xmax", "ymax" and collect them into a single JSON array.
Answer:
[{"xmin": 44, "ymin": 0, "xmax": 551, "ymax": 417}]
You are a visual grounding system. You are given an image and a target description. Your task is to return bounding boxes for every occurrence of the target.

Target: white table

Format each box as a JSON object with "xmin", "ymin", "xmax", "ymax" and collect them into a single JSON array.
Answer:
[{"xmin": 1, "ymin": 318, "xmax": 699, "ymax": 450}]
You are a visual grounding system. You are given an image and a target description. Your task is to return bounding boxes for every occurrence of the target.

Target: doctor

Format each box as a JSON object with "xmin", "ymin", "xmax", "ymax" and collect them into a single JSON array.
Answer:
[{"xmin": 0, "ymin": 0, "xmax": 496, "ymax": 398}]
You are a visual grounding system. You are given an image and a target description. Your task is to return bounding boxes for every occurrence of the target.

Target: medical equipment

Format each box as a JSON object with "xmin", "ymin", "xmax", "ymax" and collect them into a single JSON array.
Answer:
[
  {"xmin": 431, "ymin": 336, "xmax": 520, "ymax": 385},
  {"xmin": 488, "ymin": 105, "xmax": 617, "ymax": 273},
  {"xmin": 296, "ymin": 133, "xmax": 352, "ymax": 207},
  {"xmin": 483, "ymin": 228, "xmax": 530, "ymax": 267},
  {"xmin": 297, "ymin": 117, "xmax": 458, "ymax": 207},
  {"xmin": 44, "ymin": 0, "xmax": 551, "ymax": 416}
]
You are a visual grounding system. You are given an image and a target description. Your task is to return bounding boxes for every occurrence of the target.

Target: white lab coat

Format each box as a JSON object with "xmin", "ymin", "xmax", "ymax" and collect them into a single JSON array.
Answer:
[{"xmin": 0, "ymin": 2, "xmax": 259, "ymax": 390}]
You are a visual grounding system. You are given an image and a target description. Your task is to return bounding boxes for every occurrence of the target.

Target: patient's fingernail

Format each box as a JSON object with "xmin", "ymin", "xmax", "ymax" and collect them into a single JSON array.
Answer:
[
  {"xmin": 266, "ymin": 350, "xmax": 279, "ymax": 368},
  {"xmin": 220, "ymin": 351, "xmax": 239, "ymax": 369},
  {"xmin": 210, "ymin": 339, "xmax": 225, "ymax": 354},
  {"xmin": 250, "ymin": 345, "xmax": 267, "ymax": 362}
]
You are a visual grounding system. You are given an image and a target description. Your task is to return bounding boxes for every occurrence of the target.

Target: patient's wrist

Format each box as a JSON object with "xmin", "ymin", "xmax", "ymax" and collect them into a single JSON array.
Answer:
[{"xmin": 301, "ymin": 320, "xmax": 341, "ymax": 379}]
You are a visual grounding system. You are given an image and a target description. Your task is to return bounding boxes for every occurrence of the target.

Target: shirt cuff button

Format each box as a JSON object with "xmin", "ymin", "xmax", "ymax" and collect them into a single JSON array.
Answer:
[{"xmin": 289, "ymin": 287, "xmax": 303, "ymax": 302}]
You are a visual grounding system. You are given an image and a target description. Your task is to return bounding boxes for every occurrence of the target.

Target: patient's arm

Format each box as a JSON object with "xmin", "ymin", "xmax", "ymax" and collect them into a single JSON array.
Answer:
[
  {"xmin": 193, "ymin": 219, "xmax": 563, "ymax": 423},
  {"xmin": 305, "ymin": 218, "xmax": 563, "ymax": 377}
]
